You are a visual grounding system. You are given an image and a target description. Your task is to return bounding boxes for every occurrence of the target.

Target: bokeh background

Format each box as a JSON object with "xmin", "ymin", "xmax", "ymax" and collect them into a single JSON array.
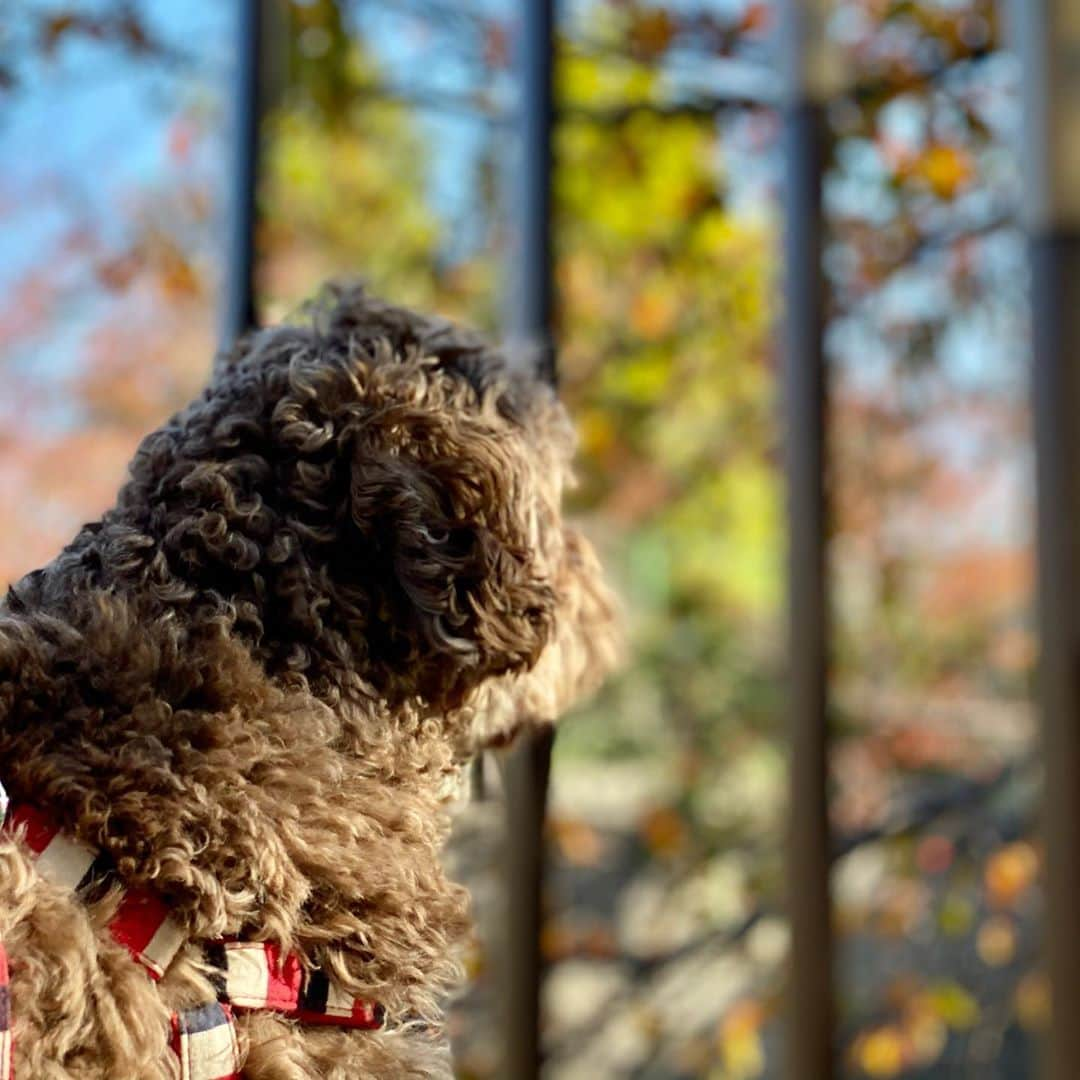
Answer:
[{"xmin": 0, "ymin": 1, "xmax": 1042, "ymax": 1076}]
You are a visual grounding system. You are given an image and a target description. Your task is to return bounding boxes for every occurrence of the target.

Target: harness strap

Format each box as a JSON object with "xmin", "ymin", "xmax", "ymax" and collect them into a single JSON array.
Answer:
[
  {"xmin": 5, "ymin": 805, "xmax": 185, "ymax": 980},
  {"xmin": 0, "ymin": 942, "xmax": 11, "ymax": 1080},
  {"xmin": 171, "ymin": 1002, "xmax": 240, "ymax": 1080},
  {"xmin": 2, "ymin": 805, "xmax": 385, "ymax": 1079},
  {"xmin": 205, "ymin": 942, "xmax": 384, "ymax": 1030}
]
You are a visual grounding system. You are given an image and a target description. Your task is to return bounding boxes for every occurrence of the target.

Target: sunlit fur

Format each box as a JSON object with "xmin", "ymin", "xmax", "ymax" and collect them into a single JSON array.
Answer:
[{"xmin": 0, "ymin": 288, "xmax": 618, "ymax": 1078}]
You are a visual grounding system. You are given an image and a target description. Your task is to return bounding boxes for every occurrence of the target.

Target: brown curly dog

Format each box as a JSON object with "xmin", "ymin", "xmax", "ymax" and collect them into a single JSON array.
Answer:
[{"xmin": 0, "ymin": 289, "xmax": 617, "ymax": 1078}]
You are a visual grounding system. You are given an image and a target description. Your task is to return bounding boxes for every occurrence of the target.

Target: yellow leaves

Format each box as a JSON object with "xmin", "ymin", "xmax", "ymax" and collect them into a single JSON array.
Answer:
[
  {"xmin": 557, "ymin": 50, "xmax": 659, "ymax": 116},
  {"xmin": 902, "ymin": 144, "xmax": 976, "ymax": 200},
  {"xmin": 558, "ymin": 51, "xmax": 602, "ymax": 105},
  {"xmin": 461, "ymin": 935, "xmax": 486, "ymax": 980},
  {"xmin": 854, "ymin": 1026, "xmax": 905, "ymax": 1077},
  {"xmin": 936, "ymin": 892, "xmax": 975, "ymax": 937},
  {"xmin": 557, "ymin": 252, "xmax": 607, "ymax": 325},
  {"xmin": 261, "ymin": 100, "xmax": 447, "ymax": 311},
  {"xmin": 984, "ymin": 842, "xmax": 1039, "ymax": 909},
  {"xmin": 577, "ymin": 407, "xmax": 617, "ymax": 460},
  {"xmin": 615, "ymin": 351, "xmax": 673, "ymax": 403},
  {"xmin": 923, "ymin": 983, "xmax": 979, "ymax": 1030},
  {"xmin": 654, "ymin": 462, "xmax": 779, "ymax": 612},
  {"xmin": 717, "ymin": 1001, "xmax": 766, "ymax": 1078},
  {"xmin": 557, "ymin": 96, "xmax": 715, "ymax": 245}
]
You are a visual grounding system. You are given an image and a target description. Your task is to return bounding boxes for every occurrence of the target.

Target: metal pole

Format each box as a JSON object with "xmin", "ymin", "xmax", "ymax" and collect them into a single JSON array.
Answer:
[
  {"xmin": 502, "ymin": 727, "xmax": 555, "ymax": 1080},
  {"xmin": 1030, "ymin": 230, "xmax": 1080, "ymax": 1080},
  {"xmin": 501, "ymin": 1, "xmax": 556, "ymax": 1077},
  {"xmin": 1012, "ymin": 4, "xmax": 1080, "ymax": 1077},
  {"xmin": 221, "ymin": 0, "xmax": 265, "ymax": 343},
  {"xmin": 778, "ymin": 4, "xmax": 842, "ymax": 1078},
  {"xmin": 505, "ymin": 0, "xmax": 557, "ymax": 386}
]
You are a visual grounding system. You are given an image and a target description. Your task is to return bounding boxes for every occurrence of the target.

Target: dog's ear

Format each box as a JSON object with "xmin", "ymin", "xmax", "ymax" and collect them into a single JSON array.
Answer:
[{"xmin": 327, "ymin": 368, "xmax": 557, "ymax": 711}]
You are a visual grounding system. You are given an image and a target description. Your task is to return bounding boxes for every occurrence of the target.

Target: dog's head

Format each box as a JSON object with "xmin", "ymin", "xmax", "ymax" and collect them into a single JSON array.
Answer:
[{"xmin": 114, "ymin": 288, "xmax": 617, "ymax": 742}]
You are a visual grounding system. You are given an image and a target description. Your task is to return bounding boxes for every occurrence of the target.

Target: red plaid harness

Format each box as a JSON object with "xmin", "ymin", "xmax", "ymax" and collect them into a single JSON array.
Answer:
[{"xmin": 0, "ymin": 805, "xmax": 384, "ymax": 1080}]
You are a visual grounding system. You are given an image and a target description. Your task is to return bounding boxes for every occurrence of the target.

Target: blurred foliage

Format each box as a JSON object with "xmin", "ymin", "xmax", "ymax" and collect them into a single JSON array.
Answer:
[
  {"xmin": 258, "ymin": 0, "xmax": 498, "ymax": 322},
  {"xmin": 0, "ymin": 0, "xmax": 1041, "ymax": 1077}
]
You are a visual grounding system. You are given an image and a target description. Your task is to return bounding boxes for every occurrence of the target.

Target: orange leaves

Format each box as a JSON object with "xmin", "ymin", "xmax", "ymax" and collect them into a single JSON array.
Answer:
[
  {"xmin": 40, "ymin": 13, "xmax": 78, "ymax": 54},
  {"xmin": 627, "ymin": 9, "xmax": 676, "ymax": 60},
  {"xmin": 619, "ymin": 2, "xmax": 773, "ymax": 64},
  {"xmin": 984, "ymin": 842, "xmax": 1039, "ymax": 909},
  {"xmin": 482, "ymin": 22, "xmax": 509, "ymax": 70},
  {"xmin": 629, "ymin": 287, "xmax": 678, "ymax": 341},
  {"xmin": 884, "ymin": 141, "xmax": 977, "ymax": 200},
  {"xmin": 167, "ymin": 118, "xmax": 196, "ymax": 163},
  {"xmin": 918, "ymin": 549, "xmax": 1032, "ymax": 625},
  {"xmin": 739, "ymin": 3, "xmax": 772, "ymax": 36},
  {"xmin": 38, "ymin": 9, "xmax": 154, "ymax": 58},
  {"xmin": 155, "ymin": 243, "xmax": 201, "ymax": 299},
  {"xmin": 988, "ymin": 626, "xmax": 1036, "ymax": 677},
  {"xmin": 540, "ymin": 920, "xmax": 618, "ymax": 963},
  {"xmin": 95, "ymin": 251, "xmax": 143, "ymax": 293},
  {"xmin": 549, "ymin": 816, "xmax": 605, "ymax": 867},
  {"xmin": 95, "ymin": 236, "xmax": 204, "ymax": 301},
  {"xmin": 638, "ymin": 805, "xmax": 688, "ymax": 858}
]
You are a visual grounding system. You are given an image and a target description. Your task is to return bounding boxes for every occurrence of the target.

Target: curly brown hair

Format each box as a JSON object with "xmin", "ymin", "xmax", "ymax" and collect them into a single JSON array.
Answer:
[{"xmin": 0, "ymin": 288, "xmax": 617, "ymax": 1078}]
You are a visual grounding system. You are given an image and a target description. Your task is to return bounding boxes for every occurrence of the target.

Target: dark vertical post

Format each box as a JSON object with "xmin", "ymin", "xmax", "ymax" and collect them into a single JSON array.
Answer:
[
  {"xmin": 1013, "ymin": 4, "xmax": 1080, "ymax": 1077},
  {"xmin": 506, "ymin": 0, "xmax": 556, "ymax": 385},
  {"xmin": 502, "ymin": 728, "xmax": 555, "ymax": 1079},
  {"xmin": 1031, "ymin": 232, "xmax": 1080, "ymax": 1080},
  {"xmin": 221, "ymin": 0, "xmax": 265, "ymax": 343},
  {"xmin": 501, "ymin": 1, "xmax": 556, "ymax": 1078},
  {"xmin": 778, "ymin": 4, "xmax": 838, "ymax": 1078}
]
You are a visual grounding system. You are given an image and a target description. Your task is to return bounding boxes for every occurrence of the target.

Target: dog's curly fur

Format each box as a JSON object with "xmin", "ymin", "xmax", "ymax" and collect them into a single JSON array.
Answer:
[{"xmin": 0, "ymin": 289, "xmax": 617, "ymax": 1078}]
